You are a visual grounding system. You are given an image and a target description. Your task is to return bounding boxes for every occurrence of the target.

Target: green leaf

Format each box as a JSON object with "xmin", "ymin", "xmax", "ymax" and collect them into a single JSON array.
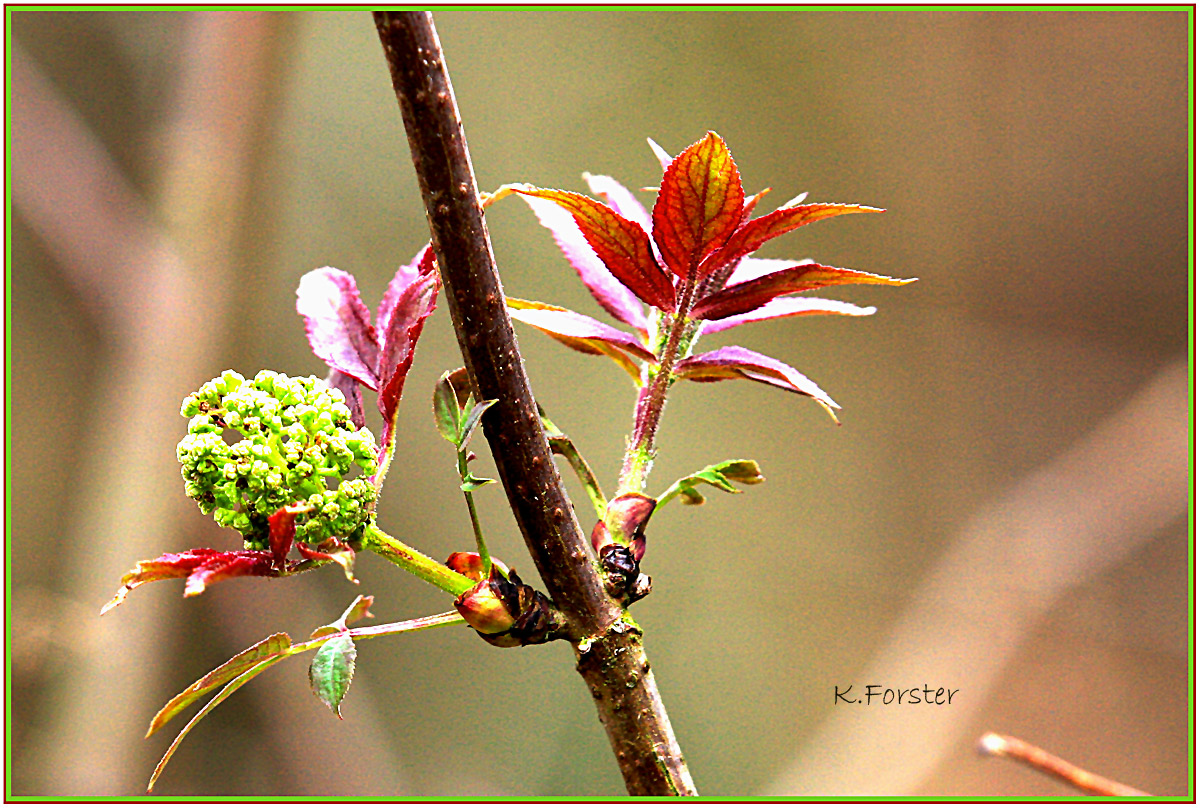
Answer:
[
  {"xmin": 146, "ymin": 632, "xmax": 293, "ymax": 738},
  {"xmin": 308, "ymin": 634, "xmax": 357, "ymax": 718},
  {"xmin": 655, "ymin": 459, "xmax": 764, "ymax": 512},
  {"xmin": 458, "ymin": 398, "xmax": 498, "ymax": 449},
  {"xmin": 433, "ymin": 371, "xmax": 462, "ymax": 444},
  {"xmin": 461, "ymin": 472, "xmax": 495, "ymax": 492}
]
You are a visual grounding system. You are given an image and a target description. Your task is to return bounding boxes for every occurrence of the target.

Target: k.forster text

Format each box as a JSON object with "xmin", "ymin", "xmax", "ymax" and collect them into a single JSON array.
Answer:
[{"xmin": 834, "ymin": 684, "xmax": 959, "ymax": 705}]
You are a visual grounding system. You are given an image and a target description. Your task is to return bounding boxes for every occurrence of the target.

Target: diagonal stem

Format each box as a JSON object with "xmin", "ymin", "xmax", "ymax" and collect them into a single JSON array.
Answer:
[{"xmin": 372, "ymin": 11, "xmax": 696, "ymax": 796}]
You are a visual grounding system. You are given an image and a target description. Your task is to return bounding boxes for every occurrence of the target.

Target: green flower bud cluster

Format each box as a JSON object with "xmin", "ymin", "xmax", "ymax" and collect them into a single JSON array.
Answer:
[{"xmin": 177, "ymin": 370, "xmax": 379, "ymax": 549}]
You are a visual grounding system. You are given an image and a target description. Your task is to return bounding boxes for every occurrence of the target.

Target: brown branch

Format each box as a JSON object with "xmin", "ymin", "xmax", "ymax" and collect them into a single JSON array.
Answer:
[
  {"xmin": 979, "ymin": 732, "xmax": 1150, "ymax": 797},
  {"xmin": 372, "ymin": 11, "xmax": 696, "ymax": 797}
]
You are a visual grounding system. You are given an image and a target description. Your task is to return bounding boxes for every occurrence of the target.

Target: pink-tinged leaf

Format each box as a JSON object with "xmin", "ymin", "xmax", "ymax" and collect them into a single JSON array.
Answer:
[
  {"xmin": 508, "ymin": 299, "xmax": 655, "ymax": 362},
  {"xmin": 690, "ymin": 262, "xmax": 916, "ymax": 322},
  {"xmin": 726, "ymin": 256, "xmax": 808, "ymax": 286},
  {"xmin": 699, "ymin": 203, "xmax": 882, "ymax": 278},
  {"xmin": 652, "ymin": 131, "xmax": 744, "ymax": 278},
  {"xmin": 327, "ymin": 370, "xmax": 367, "ymax": 429},
  {"xmin": 267, "ymin": 507, "xmax": 296, "ymax": 568},
  {"xmin": 377, "ymin": 263, "xmax": 439, "ymax": 446},
  {"xmin": 146, "ymin": 633, "xmax": 293, "ymax": 738},
  {"xmin": 296, "ymin": 268, "xmax": 381, "ymax": 389},
  {"xmin": 646, "ymin": 138, "xmax": 673, "ymax": 171},
  {"xmin": 521, "ymin": 194, "xmax": 648, "ymax": 331},
  {"xmin": 102, "ymin": 549, "xmax": 276, "ymax": 613},
  {"xmin": 675, "ymin": 345, "xmax": 840, "ymax": 421},
  {"xmin": 700, "ymin": 296, "xmax": 877, "ymax": 334},
  {"xmin": 517, "ymin": 187, "xmax": 675, "ymax": 312},
  {"xmin": 741, "ymin": 188, "xmax": 771, "ymax": 222},
  {"xmin": 583, "ymin": 172, "xmax": 653, "ymax": 235},
  {"xmin": 377, "ymin": 243, "xmax": 434, "ymax": 334}
]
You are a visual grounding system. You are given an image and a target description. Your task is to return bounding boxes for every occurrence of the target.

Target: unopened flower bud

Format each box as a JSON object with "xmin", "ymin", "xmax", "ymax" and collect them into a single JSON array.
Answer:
[{"xmin": 454, "ymin": 567, "xmax": 521, "ymax": 635}]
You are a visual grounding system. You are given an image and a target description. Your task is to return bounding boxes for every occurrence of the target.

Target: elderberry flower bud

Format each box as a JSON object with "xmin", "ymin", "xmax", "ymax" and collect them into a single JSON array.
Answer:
[{"xmin": 177, "ymin": 370, "xmax": 379, "ymax": 549}]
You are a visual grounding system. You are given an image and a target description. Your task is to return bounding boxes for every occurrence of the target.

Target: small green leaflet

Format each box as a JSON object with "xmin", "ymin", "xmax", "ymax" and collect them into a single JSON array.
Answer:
[
  {"xmin": 309, "ymin": 634, "xmax": 357, "ymax": 718},
  {"xmin": 655, "ymin": 459, "xmax": 764, "ymax": 511}
]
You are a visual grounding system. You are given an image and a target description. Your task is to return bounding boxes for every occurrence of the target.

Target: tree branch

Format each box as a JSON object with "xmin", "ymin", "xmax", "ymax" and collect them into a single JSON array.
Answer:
[
  {"xmin": 372, "ymin": 11, "xmax": 696, "ymax": 796},
  {"xmin": 979, "ymin": 733, "xmax": 1149, "ymax": 797}
]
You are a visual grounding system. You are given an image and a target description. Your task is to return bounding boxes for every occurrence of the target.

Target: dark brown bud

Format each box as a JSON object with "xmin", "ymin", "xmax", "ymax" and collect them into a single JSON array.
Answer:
[
  {"xmin": 592, "ymin": 492, "xmax": 655, "ymax": 561},
  {"xmin": 454, "ymin": 565, "xmax": 566, "ymax": 647}
]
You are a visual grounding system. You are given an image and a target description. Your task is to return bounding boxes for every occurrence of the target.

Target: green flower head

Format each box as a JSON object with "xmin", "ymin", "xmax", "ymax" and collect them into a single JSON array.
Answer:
[{"xmin": 177, "ymin": 370, "xmax": 379, "ymax": 549}]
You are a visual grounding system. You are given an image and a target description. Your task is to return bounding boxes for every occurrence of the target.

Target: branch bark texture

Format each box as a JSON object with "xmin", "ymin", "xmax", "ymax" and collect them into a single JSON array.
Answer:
[{"xmin": 372, "ymin": 11, "xmax": 696, "ymax": 796}]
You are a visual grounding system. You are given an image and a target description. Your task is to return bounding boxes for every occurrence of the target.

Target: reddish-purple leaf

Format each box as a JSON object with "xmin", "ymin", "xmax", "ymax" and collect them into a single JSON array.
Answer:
[
  {"xmin": 700, "ymin": 296, "xmax": 877, "ymax": 334},
  {"xmin": 517, "ymin": 187, "xmax": 676, "ymax": 312},
  {"xmin": 699, "ymin": 203, "xmax": 881, "ymax": 278},
  {"xmin": 675, "ymin": 345, "xmax": 840, "ymax": 420},
  {"xmin": 521, "ymin": 194, "xmax": 648, "ymax": 331},
  {"xmin": 297, "ymin": 539, "xmax": 358, "ymax": 584},
  {"xmin": 377, "ymin": 263, "xmax": 439, "ymax": 444},
  {"xmin": 652, "ymin": 131, "xmax": 744, "ymax": 279},
  {"xmin": 378, "ymin": 243, "xmax": 434, "ymax": 335},
  {"xmin": 183, "ymin": 551, "xmax": 278, "ymax": 597},
  {"xmin": 690, "ymin": 262, "xmax": 915, "ymax": 322},
  {"xmin": 508, "ymin": 298, "xmax": 655, "ymax": 366},
  {"xmin": 296, "ymin": 268, "xmax": 381, "ymax": 389}
]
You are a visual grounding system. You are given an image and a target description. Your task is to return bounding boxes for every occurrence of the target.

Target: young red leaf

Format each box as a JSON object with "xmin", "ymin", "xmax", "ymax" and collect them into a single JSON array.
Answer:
[
  {"xmin": 521, "ymin": 194, "xmax": 648, "ymax": 331},
  {"xmin": 296, "ymin": 538, "xmax": 358, "ymax": 584},
  {"xmin": 698, "ymin": 203, "xmax": 882, "ymax": 278},
  {"xmin": 652, "ymin": 131, "xmax": 744, "ymax": 278},
  {"xmin": 516, "ymin": 187, "xmax": 675, "ymax": 312},
  {"xmin": 296, "ymin": 268, "xmax": 381, "ymax": 389},
  {"xmin": 101, "ymin": 549, "xmax": 279, "ymax": 613},
  {"xmin": 690, "ymin": 262, "xmax": 915, "ymax": 322},
  {"xmin": 376, "ymin": 262, "xmax": 439, "ymax": 446},
  {"xmin": 146, "ymin": 632, "xmax": 293, "ymax": 738},
  {"xmin": 675, "ymin": 345, "xmax": 840, "ymax": 421},
  {"xmin": 584, "ymin": 172, "xmax": 654, "ymax": 235},
  {"xmin": 267, "ymin": 507, "xmax": 296, "ymax": 569},
  {"xmin": 309, "ymin": 633, "xmax": 357, "ymax": 718},
  {"xmin": 700, "ymin": 296, "xmax": 877, "ymax": 334},
  {"xmin": 507, "ymin": 299, "xmax": 655, "ymax": 362},
  {"xmin": 725, "ymin": 256, "xmax": 809, "ymax": 286}
]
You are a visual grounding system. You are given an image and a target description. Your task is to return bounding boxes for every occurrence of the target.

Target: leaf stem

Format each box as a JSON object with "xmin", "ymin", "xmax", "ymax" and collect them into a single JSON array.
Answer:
[
  {"xmin": 542, "ymin": 409, "xmax": 608, "ymax": 519},
  {"xmin": 618, "ymin": 275, "xmax": 699, "ymax": 494},
  {"xmin": 458, "ymin": 450, "xmax": 492, "ymax": 573},
  {"xmin": 361, "ymin": 522, "xmax": 475, "ymax": 596}
]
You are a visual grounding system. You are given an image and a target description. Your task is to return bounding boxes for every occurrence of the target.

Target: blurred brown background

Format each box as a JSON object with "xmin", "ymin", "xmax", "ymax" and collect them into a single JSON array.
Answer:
[{"xmin": 8, "ymin": 8, "xmax": 1191, "ymax": 797}]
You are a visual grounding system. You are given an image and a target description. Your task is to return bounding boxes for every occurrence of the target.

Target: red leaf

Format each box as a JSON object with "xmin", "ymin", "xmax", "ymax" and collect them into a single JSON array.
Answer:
[
  {"xmin": 507, "ymin": 299, "xmax": 655, "ymax": 363},
  {"xmin": 101, "ymin": 549, "xmax": 283, "ymax": 614},
  {"xmin": 699, "ymin": 203, "xmax": 881, "ymax": 278},
  {"xmin": 674, "ymin": 345, "xmax": 840, "ymax": 421},
  {"xmin": 700, "ymin": 296, "xmax": 877, "ymax": 334},
  {"xmin": 690, "ymin": 262, "xmax": 915, "ymax": 321},
  {"xmin": 652, "ymin": 131, "xmax": 744, "ymax": 279},
  {"xmin": 520, "ymin": 194, "xmax": 649, "ymax": 331},
  {"xmin": 267, "ymin": 507, "xmax": 296, "ymax": 568},
  {"xmin": 517, "ymin": 187, "xmax": 675, "ymax": 312},
  {"xmin": 184, "ymin": 552, "xmax": 277, "ymax": 597},
  {"xmin": 327, "ymin": 370, "xmax": 367, "ymax": 429},
  {"xmin": 296, "ymin": 268, "xmax": 381, "ymax": 389}
]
